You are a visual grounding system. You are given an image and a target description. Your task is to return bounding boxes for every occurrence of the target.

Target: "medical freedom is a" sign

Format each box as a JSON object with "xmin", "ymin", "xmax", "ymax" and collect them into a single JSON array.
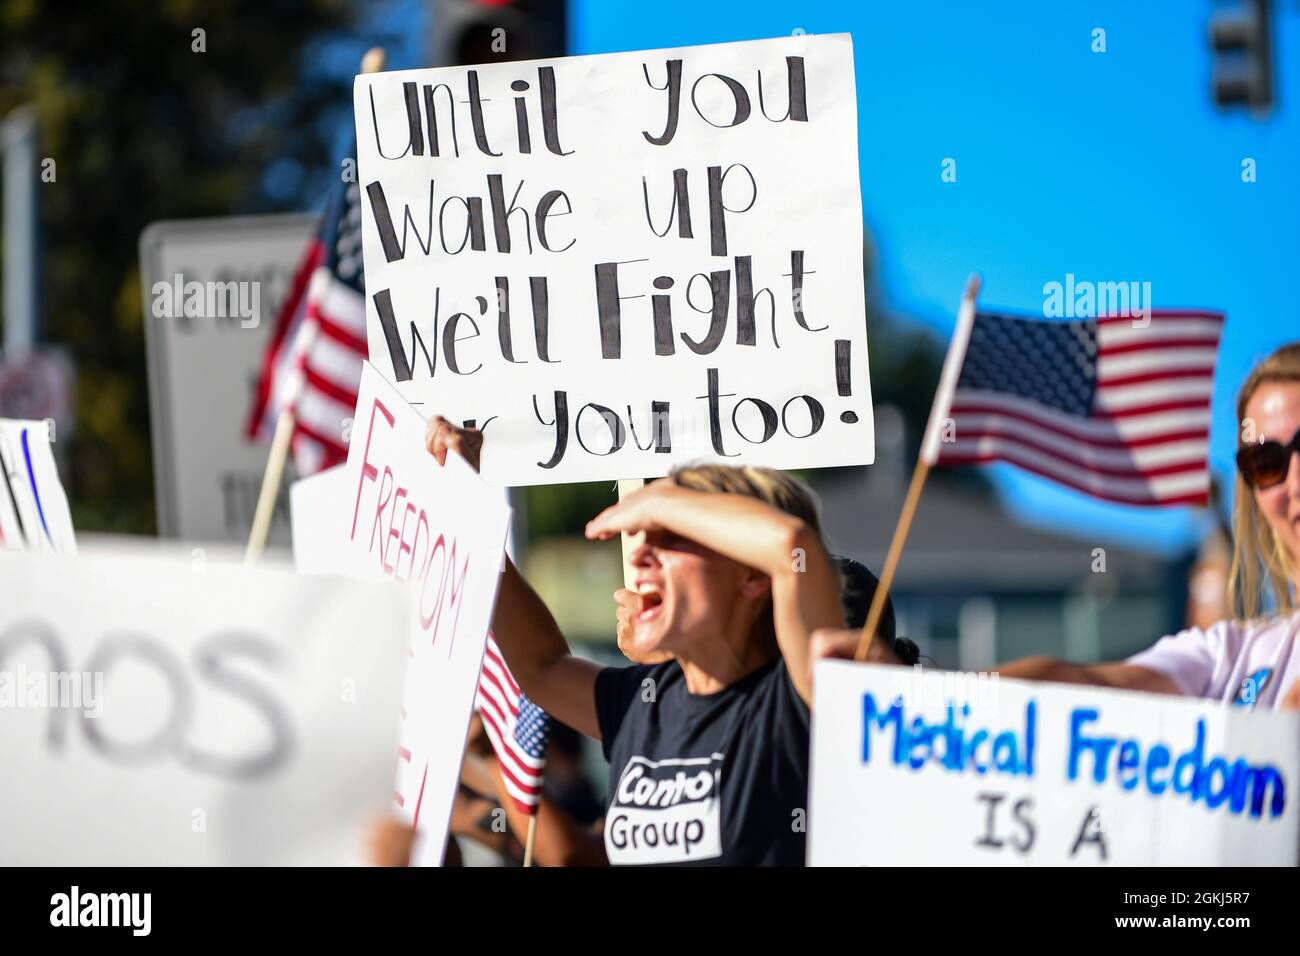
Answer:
[{"xmin": 808, "ymin": 660, "xmax": 1300, "ymax": 865}]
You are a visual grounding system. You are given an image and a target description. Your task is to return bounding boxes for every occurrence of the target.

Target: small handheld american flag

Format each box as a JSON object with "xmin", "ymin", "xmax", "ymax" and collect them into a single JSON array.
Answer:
[
  {"xmin": 933, "ymin": 309, "xmax": 1223, "ymax": 506},
  {"xmin": 246, "ymin": 153, "xmax": 368, "ymax": 477},
  {"xmin": 476, "ymin": 633, "xmax": 551, "ymax": 816}
]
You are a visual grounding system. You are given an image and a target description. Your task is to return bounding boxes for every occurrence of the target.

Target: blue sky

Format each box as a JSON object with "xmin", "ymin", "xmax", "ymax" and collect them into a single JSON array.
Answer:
[
  {"xmin": 339, "ymin": 1, "xmax": 1297, "ymax": 554},
  {"xmin": 567, "ymin": 0, "xmax": 1300, "ymax": 554}
]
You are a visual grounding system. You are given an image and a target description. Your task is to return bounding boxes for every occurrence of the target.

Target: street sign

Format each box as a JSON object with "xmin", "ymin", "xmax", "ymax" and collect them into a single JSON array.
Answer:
[{"xmin": 139, "ymin": 214, "xmax": 316, "ymax": 544}]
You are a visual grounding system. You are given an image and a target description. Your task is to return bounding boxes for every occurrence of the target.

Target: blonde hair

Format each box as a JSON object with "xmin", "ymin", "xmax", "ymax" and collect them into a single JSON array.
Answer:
[
  {"xmin": 666, "ymin": 463, "xmax": 835, "ymax": 647},
  {"xmin": 1228, "ymin": 342, "xmax": 1300, "ymax": 619},
  {"xmin": 668, "ymin": 463, "xmax": 825, "ymax": 533}
]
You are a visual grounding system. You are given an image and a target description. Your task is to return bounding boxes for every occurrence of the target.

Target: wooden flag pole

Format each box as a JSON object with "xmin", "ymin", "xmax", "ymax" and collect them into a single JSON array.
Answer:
[
  {"xmin": 244, "ymin": 321, "xmax": 315, "ymax": 564},
  {"xmin": 854, "ymin": 274, "xmax": 982, "ymax": 661},
  {"xmin": 243, "ymin": 402, "xmax": 299, "ymax": 563},
  {"xmin": 853, "ymin": 457, "xmax": 929, "ymax": 660},
  {"xmin": 243, "ymin": 47, "xmax": 388, "ymax": 564},
  {"xmin": 523, "ymin": 815, "xmax": 539, "ymax": 867}
]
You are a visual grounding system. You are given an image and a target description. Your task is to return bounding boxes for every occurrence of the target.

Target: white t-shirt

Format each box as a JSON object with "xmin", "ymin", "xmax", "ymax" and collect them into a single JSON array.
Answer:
[{"xmin": 1127, "ymin": 611, "xmax": 1300, "ymax": 709}]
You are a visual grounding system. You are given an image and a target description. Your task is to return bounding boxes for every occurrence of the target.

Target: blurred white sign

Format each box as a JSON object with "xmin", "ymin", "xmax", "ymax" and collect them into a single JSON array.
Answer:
[
  {"xmin": 0, "ymin": 551, "xmax": 409, "ymax": 865},
  {"xmin": 292, "ymin": 361, "xmax": 511, "ymax": 865},
  {"xmin": 289, "ymin": 463, "xmax": 352, "ymax": 575},
  {"xmin": 353, "ymin": 34, "xmax": 873, "ymax": 486},
  {"xmin": 0, "ymin": 417, "xmax": 75, "ymax": 553},
  {"xmin": 139, "ymin": 214, "xmax": 316, "ymax": 545},
  {"xmin": 809, "ymin": 660, "xmax": 1300, "ymax": 865}
]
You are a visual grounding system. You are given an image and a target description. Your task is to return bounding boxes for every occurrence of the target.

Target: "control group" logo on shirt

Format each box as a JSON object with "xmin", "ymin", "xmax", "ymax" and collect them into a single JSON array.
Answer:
[{"xmin": 604, "ymin": 753, "xmax": 724, "ymax": 864}]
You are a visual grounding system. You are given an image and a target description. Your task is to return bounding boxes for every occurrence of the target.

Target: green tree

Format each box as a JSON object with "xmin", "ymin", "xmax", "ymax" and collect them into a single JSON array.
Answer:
[{"xmin": 0, "ymin": 0, "xmax": 356, "ymax": 531}]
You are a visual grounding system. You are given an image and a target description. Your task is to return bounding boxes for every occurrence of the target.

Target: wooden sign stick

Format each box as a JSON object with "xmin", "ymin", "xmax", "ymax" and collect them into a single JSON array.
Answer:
[
  {"xmin": 617, "ymin": 478, "xmax": 645, "ymax": 589},
  {"xmin": 854, "ymin": 274, "xmax": 981, "ymax": 661},
  {"xmin": 243, "ymin": 47, "xmax": 387, "ymax": 564}
]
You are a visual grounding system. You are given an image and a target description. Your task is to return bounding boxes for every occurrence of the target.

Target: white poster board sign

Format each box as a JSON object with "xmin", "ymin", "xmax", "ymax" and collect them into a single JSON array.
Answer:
[
  {"xmin": 354, "ymin": 34, "xmax": 872, "ymax": 486},
  {"xmin": 0, "ymin": 551, "xmax": 409, "ymax": 865},
  {"xmin": 809, "ymin": 660, "xmax": 1300, "ymax": 865},
  {"xmin": 140, "ymin": 214, "xmax": 317, "ymax": 544},
  {"xmin": 289, "ymin": 463, "xmax": 352, "ymax": 575},
  {"xmin": 0, "ymin": 417, "xmax": 75, "ymax": 554},
  {"xmin": 291, "ymin": 360, "xmax": 511, "ymax": 865}
]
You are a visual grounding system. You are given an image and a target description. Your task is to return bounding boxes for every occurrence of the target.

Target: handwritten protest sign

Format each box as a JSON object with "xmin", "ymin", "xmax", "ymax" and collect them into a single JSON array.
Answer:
[
  {"xmin": 0, "ymin": 418, "xmax": 76, "ymax": 554},
  {"xmin": 291, "ymin": 360, "xmax": 511, "ymax": 865},
  {"xmin": 809, "ymin": 660, "xmax": 1300, "ymax": 865},
  {"xmin": 0, "ymin": 551, "xmax": 408, "ymax": 865},
  {"xmin": 353, "ymin": 34, "xmax": 872, "ymax": 485}
]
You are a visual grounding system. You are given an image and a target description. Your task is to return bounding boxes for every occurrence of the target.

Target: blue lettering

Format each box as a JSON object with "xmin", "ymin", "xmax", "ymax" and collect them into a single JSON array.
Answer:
[
  {"xmin": 1066, "ymin": 708, "xmax": 1099, "ymax": 782},
  {"xmin": 1117, "ymin": 740, "xmax": 1141, "ymax": 791},
  {"xmin": 1238, "ymin": 763, "xmax": 1286, "ymax": 819},
  {"xmin": 1025, "ymin": 701, "xmax": 1036, "ymax": 776},
  {"xmin": 861, "ymin": 692, "xmax": 905, "ymax": 765},
  {"xmin": 860, "ymin": 697, "xmax": 1284, "ymax": 819},
  {"xmin": 1063, "ymin": 711, "xmax": 1284, "ymax": 819},
  {"xmin": 965, "ymin": 729, "xmax": 988, "ymax": 774},
  {"xmin": 1205, "ymin": 756, "xmax": 1231, "ymax": 809},
  {"xmin": 907, "ymin": 724, "xmax": 933, "ymax": 770},
  {"xmin": 940, "ymin": 705, "xmax": 962, "ymax": 771},
  {"xmin": 992, "ymin": 730, "xmax": 1020, "ymax": 774},
  {"xmin": 1146, "ymin": 744, "xmax": 1171, "ymax": 794},
  {"xmin": 1172, "ymin": 720, "xmax": 1206, "ymax": 798}
]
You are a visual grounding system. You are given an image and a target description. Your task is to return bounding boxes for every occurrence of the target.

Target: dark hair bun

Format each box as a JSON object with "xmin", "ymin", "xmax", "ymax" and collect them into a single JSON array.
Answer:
[
  {"xmin": 833, "ymin": 556, "xmax": 897, "ymax": 641},
  {"xmin": 891, "ymin": 637, "xmax": 921, "ymax": 667}
]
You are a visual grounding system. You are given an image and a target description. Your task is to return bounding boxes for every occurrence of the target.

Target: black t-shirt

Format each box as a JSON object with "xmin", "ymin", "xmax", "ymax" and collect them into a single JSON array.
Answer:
[{"xmin": 594, "ymin": 656, "xmax": 810, "ymax": 866}]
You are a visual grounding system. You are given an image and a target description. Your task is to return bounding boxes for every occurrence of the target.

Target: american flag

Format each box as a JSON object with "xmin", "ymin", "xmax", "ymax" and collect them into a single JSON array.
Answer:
[
  {"xmin": 934, "ymin": 309, "xmax": 1223, "ymax": 506},
  {"xmin": 246, "ymin": 159, "xmax": 368, "ymax": 475},
  {"xmin": 475, "ymin": 633, "xmax": 551, "ymax": 816}
]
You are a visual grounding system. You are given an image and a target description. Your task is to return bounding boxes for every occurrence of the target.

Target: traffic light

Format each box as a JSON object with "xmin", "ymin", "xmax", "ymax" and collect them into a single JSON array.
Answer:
[
  {"xmin": 429, "ymin": 0, "xmax": 566, "ymax": 68},
  {"xmin": 1209, "ymin": 0, "xmax": 1273, "ymax": 114}
]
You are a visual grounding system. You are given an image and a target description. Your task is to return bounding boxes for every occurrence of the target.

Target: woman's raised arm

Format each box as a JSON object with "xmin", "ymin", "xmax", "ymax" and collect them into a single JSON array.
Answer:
[{"xmin": 808, "ymin": 627, "xmax": 1182, "ymax": 696}]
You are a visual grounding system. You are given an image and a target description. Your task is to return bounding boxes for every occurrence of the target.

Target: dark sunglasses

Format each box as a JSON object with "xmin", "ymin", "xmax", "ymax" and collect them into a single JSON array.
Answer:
[{"xmin": 1236, "ymin": 426, "xmax": 1300, "ymax": 489}]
